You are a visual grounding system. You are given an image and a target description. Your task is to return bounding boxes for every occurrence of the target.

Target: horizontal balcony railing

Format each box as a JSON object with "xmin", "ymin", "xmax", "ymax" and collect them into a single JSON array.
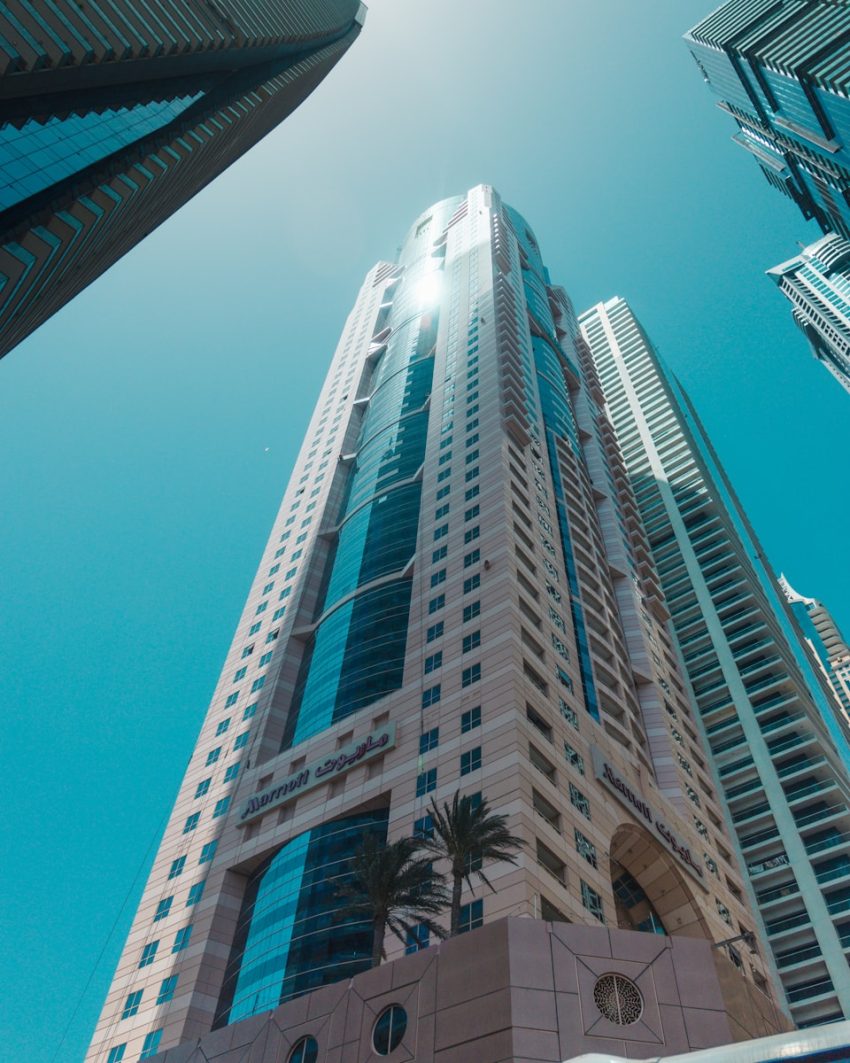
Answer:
[
  {"xmin": 760, "ymin": 713, "xmax": 804, "ymax": 735},
  {"xmin": 796, "ymin": 805, "xmax": 846, "ymax": 830},
  {"xmin": 732, "ymin": 801, "xmax": 772, "ymax": 824},
  {"xmin": 786, "ymin": 979, "xmax": 835, "ymax": 1004},
  {"xmin": 806, "ymin": 832, "xmax": 850, "ymax": 857},
  {"xmin": 775, "ymin": 943, "xmax": 822, "ymax": 968},
  {"xmin": 765, "ymin": 910, "xmax": 811, "ymax": 936},
  {"xmin": 756, "ymin": 881, "xmax": 800, "ymax": 905},
  {"xmin": 741, "ymin": 826, "xmax": 781, "ymax": 850}
]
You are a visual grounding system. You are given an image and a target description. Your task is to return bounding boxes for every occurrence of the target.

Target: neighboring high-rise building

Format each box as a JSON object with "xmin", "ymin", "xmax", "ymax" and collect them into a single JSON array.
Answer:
[
  {"xmin": 684, "ymin": 0, "xmax": 850, "ymax": 238},
  {"xmin": 768, "ymin": 233, "xmax": 850, "ymax": 396},
  {"xmin": 88, "ymin": 187, "xmax": 784, "ymax": 1063},
  {"xmin": 780, "ymin": 574, "xmax": 850, "ymax": 724},
  {"xmin": 0, "ymin": 0, "xmax": 365, "ymax": 360},
  {"xmin": 581, "ymin": 296, "xmax": 850, "ymax": 1029}
]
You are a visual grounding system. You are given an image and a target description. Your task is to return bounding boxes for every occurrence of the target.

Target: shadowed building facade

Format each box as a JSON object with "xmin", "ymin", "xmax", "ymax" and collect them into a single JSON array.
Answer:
[
  {"xmin": 0, "ymin": 0, "xmax": 364, "ymax": 360},
  {"xmin": 90, "ymin": 187, "xmax": 783, "ymax": 1063},
  {"xmin": 685, "ymin": 0, "xmax": 850, "ymax": 238},
  {"xmin": 580, "ymin": 296, "xmax": 850, "ymax": 1029}
]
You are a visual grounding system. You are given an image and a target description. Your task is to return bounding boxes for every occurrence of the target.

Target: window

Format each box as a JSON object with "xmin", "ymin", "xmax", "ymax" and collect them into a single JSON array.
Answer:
[
  {"xmin": 556, "ymin": 667, "xmax": 573, "ymax": 692},
  {"xmin": 233, "ymin": 667, "xmax": 247, "ymax": 682},
  {"xmin": 428, "ymin": 594, "xmax": 445, "ymax": 614},
  {"xmin": 372, "ymin": 1005, "xmax": 408, "ymax": 1056},
  {"xmin": 288, "ymin": 1037, "xmax": 319, "ymax": 1063},
  {"xmin": 426, "ymin": 622, "xmax": 444, "ymax": 643},
  {"xmin": 255, "ymin": 601, "xmax": 268, "ymax": 615},
  {"xmin": 458, "ymin": 898, "xmax": 483, "ymax": 934},
  {"xmin": 413, "ymin": 814, "xmax": 434, "ymax": 839},
  {"xmin": 224, "ymin": 692, "xmax": 239, "ymax": 708},
  {"xmin": 153, "ymin": 897, "xmax": 173, "ymax": 922},
  {"xmin": 156, "ymin": 975, "xmax": 178, "ymax": 1005},
  {"xmin": 430, "ymin": 569, "xmax": 446, "ymax": 588},
  {"xmin": 259, "ymin": 651, "xmax": 273, "ymax": 667},
  {"xmin": 168, "ymin": 856, "xmax": 186, "ymax": 880},
  {"xmin": 266, "ymin": 629, "xmax": 279, "ymax": 643},
  {"xmin": 464, "ymin": 574, "xmax": 480, "ymax": 594},
  {"xmin": 435, "ymin": 502, "xmax": 450, "ymax": 518},
  {"xmin": 215, "ymin": 719, "xmax": 230, "ymax": 736},
  {"xmin": 249, "ymin": 622, "xmax": 262, "ymax": 636},
  {"xmin": 461, "ymin": 706, "xmax": 481, "ymax": 733},
  {"xmin": 463, "ymin": 601, "xmax": 480, "ymax": 622},
  {"xmin": 205, "ymin": 747, "xmax": 221, "ymax": 766},
  {"xmin": 422, "ymin": 685, "xmax": 441, "ymax": 708},
  {"xmin": 121, "ymin": 990, "xmax": 143, "ymax": 1019},
  {"xmin": 462, "ymin": 631, "xmax": 481, "ymax": 653},
  {"xmin": 438, "ymin": 452, "xmax": 452, "ymax": 467},
  {"xmin": 234, "ymin": 731, "xmax": 250, "ymax": 749},
  {"xmin": 465, "ymin": 484, "xmax": 479, "ymax": 501},
  {"xmin": 559, "ymin": 697, "xmax": 578, "ymax": 730},
  {"xmin": 575, "ymin": 829, "xmax": 597, "ymax": 868},
  {"xmin": 213, "ymin": 797, "xmax": 231, "ymax": 820},
  {"xmin": 569, "ymin": 783, "xmax": 591, "ymax": 820},
  {"xmin": 463, "ymin": 549, "xmax": 480, "ymax": 568},
  {"xmin": 437, "ymin": 467, "xmax": 451, "ymax": 483},
  {"xmin": 433, "ymin": 523, "xmax": 448, "ymax": 541},
  {"xmin": 243, "ymin": 702, "xmax": 258, "ymax": 720},
  {"xmin": 224, "ymin": 763, "xmax": 239, "ymax": 782},
  {"xmin": 465, "ymin": 467, "xmax": 479, "ymax": 482},
  {"xmin": 424, "ymin": 651, "xmax": 442, "ymax": 674},
  {"xmin": 262, "ymin": 581, "xmax": 274, "ymax": 595},
  {"xmin": 194, "ymin": 778, "xmax": 210, "ymax": 799},
  {"xmin": 183, "ymin": 813, "xmax": 200, "ymax": 834},
  {"xmin": 465, "ymin": 505, "xmax": 480, "ymax": 521},
  {"xmin": 581, "ymin": 880, "xmax": 604, "ymax": 922},
  {"xmin": 564, "ymin": 743, "xmax": 585, "ymax": 775},
  {"xmin": 273, "ymin": 607, "xmax": 286, "ymax": 621},
  {"xmin": 416, "ymin": 769, "xmax": 437, "ymax": 796},
  {"xmin": 432, "ymin": 546, "xmax": 447, "ymax": 563},
  {"xmin": 462, "ymin": 663, "xmax": 481, "ymax": 687},
  {"xmin": 138, "ymin": 941, "xmax": 159, "ymax": 968},
  {"xmin": 186, "ymin": 881, "xmax": 205, "ymax": 907},
  {"xmin": 464, "ymin": 525, "xmax": 480, "ymax": 543},
  {"xmin": 405, "ymin": 923, "xmax": 430, "ymax": 955},
  {"xmin": 552, "ymin": 635, "xmax": 569, "ymax": 661},
  {"xmin": 436, "ymin": 484, "xmax": 450, "ymax": 500},
  {"xmin": 106, "ymin": 1046, "xmax": 126, "ymax": 1063},
  {"xmin": 419, "ymin": 728, "xmax": 439, "ymax": 754},
  {"xmin": 140, "ymin": 1030, "xmax": 163, "ymax": 1060},
  {"xmin": 460, "ymin": 747, "xmax": 481, "ymax": 775},
  {"xmin": 199, "ymin": 841, "xmax": 217, "ymax": 865},
  {"xmin": 251, "ymin": 676, "xmax": 265, "ymax": 692},
  {"xmin": 172, "ymin": 925, "xmax": 192, "ymax": 953}
]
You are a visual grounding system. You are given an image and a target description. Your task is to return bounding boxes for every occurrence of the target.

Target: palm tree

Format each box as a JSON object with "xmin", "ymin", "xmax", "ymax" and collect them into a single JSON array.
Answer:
[
  {"xmin": 426, "ymin": 791, "xmax": 524, "ymax": 936},
  {"xmin": 339, "ymin": 833, "xmax": 449, "ymax": 967}
]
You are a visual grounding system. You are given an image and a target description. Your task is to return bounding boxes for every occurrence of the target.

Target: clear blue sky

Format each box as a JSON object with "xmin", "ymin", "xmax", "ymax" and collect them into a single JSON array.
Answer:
[{"xmin": 2, "ymin": 3, "xmax": 848, "ymax": 1060}]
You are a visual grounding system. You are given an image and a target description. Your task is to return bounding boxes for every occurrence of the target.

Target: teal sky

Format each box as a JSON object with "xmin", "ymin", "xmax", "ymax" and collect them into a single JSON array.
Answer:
[{"xmin": 3, "ymin": 3, "xmax": 849, "ymax": 1060}]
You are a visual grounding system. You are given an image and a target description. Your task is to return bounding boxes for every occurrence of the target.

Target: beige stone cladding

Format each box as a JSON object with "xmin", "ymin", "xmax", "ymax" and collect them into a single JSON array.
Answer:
[
  {"xmin": 90, "ymin": 188, "xmax": 780, "ymax": 1063},
  {"xmin": 147, "ymin": 918, "xmax": 791, "ymax": 1063}
]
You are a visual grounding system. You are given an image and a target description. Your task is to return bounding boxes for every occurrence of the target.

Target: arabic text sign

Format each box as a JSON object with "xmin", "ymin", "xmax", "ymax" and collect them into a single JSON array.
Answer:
[
  {"xmin": 591, "ymin": 746, "xmax": 705, "ymax": 888},
  {"xmin": 238, "ymin": 724, "xmax": 396, "ymax": 825}
]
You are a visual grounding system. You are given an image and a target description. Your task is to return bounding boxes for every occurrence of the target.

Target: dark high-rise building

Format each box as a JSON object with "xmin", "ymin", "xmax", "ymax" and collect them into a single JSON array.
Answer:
[
  {"xmin": 0, "ymin": 0, "xmax": 364, "ymax": 359},
  {"xmin": 88, "ymin": 187, "xmax": 785, "ymax": 1063},
  {"xmin": 685, "ymin": 0, "xmax": 850, "ymax": 238}
]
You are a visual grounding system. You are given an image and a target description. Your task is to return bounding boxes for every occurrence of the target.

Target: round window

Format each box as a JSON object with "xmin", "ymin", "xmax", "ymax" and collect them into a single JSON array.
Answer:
[
  {"xmin": 592, "ymin": 973, "xmax": 643, "ymax": 1025},
  {"xmin": 287, "ymin": 1036, "xmax": 318, "ymax": 1063},
  {"xmin": 372, "ymin": 1004, "xmax": 407, "ymax": 1055}
]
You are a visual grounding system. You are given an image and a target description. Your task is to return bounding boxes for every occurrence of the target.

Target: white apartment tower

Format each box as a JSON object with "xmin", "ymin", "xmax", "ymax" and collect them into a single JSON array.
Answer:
[{"xmin": 581, "ymin": 296, "xmax": 850, "ymax": 1030}]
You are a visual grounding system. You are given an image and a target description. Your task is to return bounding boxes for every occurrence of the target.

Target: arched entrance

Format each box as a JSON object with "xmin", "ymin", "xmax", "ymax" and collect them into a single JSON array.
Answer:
[{"xmin": 609, "ymin": 823, "xmax": 711, "ymax": 939}]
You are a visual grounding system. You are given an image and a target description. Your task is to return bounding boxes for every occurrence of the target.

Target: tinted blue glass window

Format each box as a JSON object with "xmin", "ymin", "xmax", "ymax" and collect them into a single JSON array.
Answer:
[
  {"xmin": 372, "ymin": 1005, "xmax": 407, "ymax": 1055},
  {"xmin": 0, "ymin": 94, "xmax": 204, "ymax": 211},
  {"xmin": 288, "ymin": 1037, "xmax": 319, "ymax": 1063},
  {"xmin": 216, "ymin": 809, "xmax": 388, "ymax": 1027}
]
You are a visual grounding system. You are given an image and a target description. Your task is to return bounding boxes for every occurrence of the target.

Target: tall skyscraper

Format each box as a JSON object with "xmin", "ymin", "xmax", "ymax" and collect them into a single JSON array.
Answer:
[
  {"xmin": 580, "ymin": 296, "xmax": 850, "ymax": 1029},
  {"xmin": 767, "ymin": 233, "xmax": 850, "ymax": 396},
  {"xmin": 780, "ymin": 574, "xmax": 850, "ymax": 725},
  {"xmin": 684, "ymin": 0, "xmax": 850, "ymax": 238},
  {"xmin": 0, "ymin": 0, "xmax": 364, "ymax": 360},
  {"xmin": 88, "ymin": 187, "xmax": 783, "ymax": 1063}
]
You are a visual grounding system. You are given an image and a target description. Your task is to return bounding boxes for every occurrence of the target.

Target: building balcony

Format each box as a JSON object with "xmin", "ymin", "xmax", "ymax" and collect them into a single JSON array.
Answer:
[
  {"xmin": 759, "ymin": 712, "xmax": 804, "ymax": 736},
  {"xmin": 765, "ymin": 909, "xmax": 811, "ymax": 937},
  {"xmin": 774, "ymin": 942, "xmax": 823, "ymax": 970},
  {"xmin": 756, "ymin": 880, "xmax": 800, "ymax": 907}
]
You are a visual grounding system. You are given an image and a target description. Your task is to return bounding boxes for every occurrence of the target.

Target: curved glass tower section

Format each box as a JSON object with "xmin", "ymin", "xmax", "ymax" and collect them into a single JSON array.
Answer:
[
  {"xmin": 283, "ymin": 204, "xmax": 457, "ymax": 749},
  {"xmin": 215, "ymin": 808, "xmax": 388, "ymax": 1026}
]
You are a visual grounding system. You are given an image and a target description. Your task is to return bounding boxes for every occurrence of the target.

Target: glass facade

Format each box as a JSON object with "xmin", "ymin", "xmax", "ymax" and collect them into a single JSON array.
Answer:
[
  {"xmin": 215, "ymin": 808, "xmax": 388, "ymax": 1026},
  {"xmin": 0, "ymin": 94, "xmax": 204, "ymax": 211},
  {"xmin": 686, "ymin": 1, "xmax": 850, "ymax": 237},
  {"xmin": 283, "ymin": 260, "xmax": 440, "ymax": 748}
]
